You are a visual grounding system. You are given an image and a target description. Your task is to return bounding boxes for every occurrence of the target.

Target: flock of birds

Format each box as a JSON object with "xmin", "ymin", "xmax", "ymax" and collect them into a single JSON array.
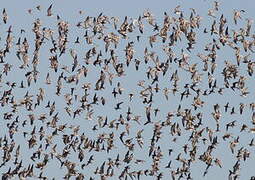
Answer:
[{"xmin": 0, "ymin": 1, "xmax": 255, "ymax": 180}]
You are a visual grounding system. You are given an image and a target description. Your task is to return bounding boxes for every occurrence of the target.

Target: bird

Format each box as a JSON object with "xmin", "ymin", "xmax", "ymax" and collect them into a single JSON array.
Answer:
[
  {"xmin": 47, "ymin": 4, "xmax": 53, "ymax": 16},
  {"xmin": 2, "ymin": 8, "xmax": 8, "ymax": 24}
]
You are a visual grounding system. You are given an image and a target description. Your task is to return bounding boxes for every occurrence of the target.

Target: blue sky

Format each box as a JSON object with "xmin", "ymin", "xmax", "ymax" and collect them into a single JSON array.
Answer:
[{"xmin": 0, "ymin": 0, "xmax": 255, "ymax": 179}]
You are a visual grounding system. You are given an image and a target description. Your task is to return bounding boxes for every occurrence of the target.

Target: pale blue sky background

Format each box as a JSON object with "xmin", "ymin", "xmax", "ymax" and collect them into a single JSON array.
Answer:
[{"xmin": 0, "ymin": 0, "xmax": 255, "ymax": 179}]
